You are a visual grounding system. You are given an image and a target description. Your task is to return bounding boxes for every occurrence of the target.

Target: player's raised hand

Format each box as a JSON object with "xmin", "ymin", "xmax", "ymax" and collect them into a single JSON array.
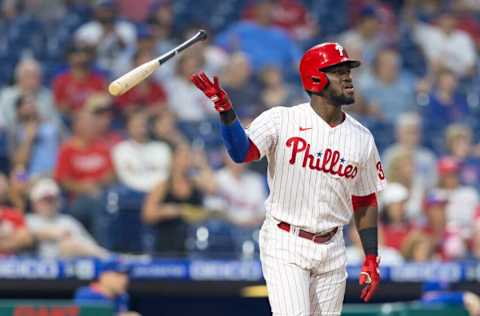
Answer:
[
  {"xmin": 191, "ymin": 72, "xmax": 232, "ymax": 112},
  {"xmin": 359, "ymin": 255, "xmax": 380, "ymax": 302}
]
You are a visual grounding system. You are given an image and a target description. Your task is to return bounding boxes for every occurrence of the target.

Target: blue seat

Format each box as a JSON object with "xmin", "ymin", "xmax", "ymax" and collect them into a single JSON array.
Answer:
[
  {"xmin": 97, "ymin": 185, "xmax": 147, "ymax": 253},
  {"xmin": 0, "ymin": 129, "xmax": 10, "ymax": 174},
  {"xmin": 188, "ymin": 219, "xmax": 237, "ymax": 259}
]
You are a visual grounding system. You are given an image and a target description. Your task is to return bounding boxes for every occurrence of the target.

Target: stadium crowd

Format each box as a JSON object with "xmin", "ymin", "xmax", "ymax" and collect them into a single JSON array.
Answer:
[{"xmin": 1, "ymin": 0, "xmax": 480, "ymax": 264}]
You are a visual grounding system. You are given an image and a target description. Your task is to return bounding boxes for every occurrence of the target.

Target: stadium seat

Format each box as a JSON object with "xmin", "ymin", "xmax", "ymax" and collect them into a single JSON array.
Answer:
[
  {"xmin": 96, "ymin": 185, "xmax": 147, "ymax": 253},
  {"xmin": 0, "ymin": 129, "xmax": 10, "ymax": 174}
]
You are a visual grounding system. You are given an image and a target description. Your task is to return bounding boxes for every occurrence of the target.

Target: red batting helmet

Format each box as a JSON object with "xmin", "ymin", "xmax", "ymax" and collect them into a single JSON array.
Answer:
[{"xmin": 299, "ymin": 42, "xmax": 361, "ymax": 93}]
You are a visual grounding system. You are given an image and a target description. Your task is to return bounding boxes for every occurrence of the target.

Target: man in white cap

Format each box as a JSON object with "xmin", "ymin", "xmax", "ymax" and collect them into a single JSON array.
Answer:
[{"xmin": 27, "ymin": 178, "xmax": 109, "ymax": 258}]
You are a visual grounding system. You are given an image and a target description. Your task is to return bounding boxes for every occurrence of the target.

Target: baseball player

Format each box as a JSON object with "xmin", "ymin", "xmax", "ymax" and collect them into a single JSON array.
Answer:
[{"xmin": 191, "ymin": 42, "xmax": 386, "ymax": 315}]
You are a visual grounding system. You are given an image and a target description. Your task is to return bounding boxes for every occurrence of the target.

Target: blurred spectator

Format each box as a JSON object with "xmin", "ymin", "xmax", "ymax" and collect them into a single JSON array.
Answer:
[
  {"xmin": 54, "ymin": 110, "xmax": 114, "ymax": 197},
  {"xmin": 358, "ymin": 48, "xmax": 417, "ymax": 123},
  {"xmin": 400, "ymin": 230, "xmax": 437, "ymax": 262},
  {"xmin": 204, "ymin": 153, "xmax": 266, "ymax": 255},
  {"xmin": 213, "ymin": 154, "xmax": 266, "ymax": 229},
  {"xmin": 346, "ymin": 223, "xmax": 404, "ymax": 266},
  {"xmin": 117, "ymin": 0, "xmax": 150, "ymax": 22},
  {"xmin": 147, "ymin": 3, "xmax": 177, "ymax": 83},
  {"xmin": 142, "ymin": 144, "xmax": 215, "ymax": 256},
  {"xmin": 148, "ymin": 1, "xmax": 175, "ymax": 53},
  {"xmin": 258, "ymin": 65, "xmax": 306, "ymax": 111},
  {"xmin": 151, "ymin": 111, "xmax": 187, "ymax": 149},
  {"xmin": 0, "ymin": 58, "xmax": 60, "ymax": 130},
  {"xmin": 243, "ymin": 0, "xmax": 317, "ymax": 42},
  {"xmin": 339, "ymin": 5, "xmax": 386, "ymax": 68},
  {"xmin": 0, "ymin": 173, "xmax": 33, "ymax": 256},
  {"xmin": 444, "ymin": 124, "xmax": 480, "ymax": 190},
  {"xmin": 310, "ymin": 0, "xmax": 349, "ymax": 39},
  {"xmin": 419, "ymin": 68, "xmax": 471, "ymax": 152},
  {"xmin": 0, "ymin": 0, "xmax": 48, "ymax": 76},
  {"xmin": 473, "ymin": 209, "xmax": 480, "ymax": 260},
  {"xmin": 403, "ymin": 0, "xmax": 444, "ymax": 23},
  {"xmin": 220, "ymin": 52, "xmax": 259, "ymax": 119},
  {"xmin": 74, "ymin": 259, "xmax": 140, "ymax": 316},
  {"xmin": 7, "ymin": 164, "xmax": 31, "ymax": 212},
  {"xmin": 8, "ymin": 94, "xmax": 61, "ymax": 179},
  {"xmin": 74, "ymin": 0, "xmax": 137, "ymax": 78},
  {"xmin": 432, "ymin": 157, "xmax": 479, "ymax": 240},
  {"xmin": 52, "ymin": 46, "xmax": 107, "ymax": 115},
  {"xmin": 379, "ymin": 183, "xmax": 412, "ymax": 251},
  {"xmin": 445, "ymin": 124, "xmax": 473, "ymax": 161},
  {"xmin": 182, "ymin": 27, "xmax": 229, "ymax": 82},
  {"xmin": 116, "ymin": 50, "xmax": 168, "ymax": 116},
  {"xmin": 349, "ymin": 1, "xmax": 398, "ymax": 33},
  {"xmin": 26, "ymin": 178, "xmax": 108, "ymax": 258},
  {"xmin": 386, "ymin": 147, "xmax": 426, "ymax": 220},
  {"xmin": 420, "ymin": 186, "xmax": 469, "ymax": 261},
  {"xmin": 163, "ymin": 53, "xmax": 214, "ymax": 123},
  {"xmin": 452, "ymin": 1, "xmax": 480, "ymax": 49},
  {"xmin": 112, "ymin": 110, "xmax": 172, "ymax": 193},
  {"xmin": 413, "ymin": 11, "xmax": 477, "ymax": 78},
  {"xmin": 382, "ymin": 112, "xmax": 437, "ymax": 189},
  {"xmin": 54, "ymin": 110, "xmax": 114, "ymax": 236},
  {"xmin": 215, "ymin": 0, "xmax": 301, "ymax": 77},
  {"xmin": 84, "ymin": 93, "xmax": 123, "ymax": 150}
]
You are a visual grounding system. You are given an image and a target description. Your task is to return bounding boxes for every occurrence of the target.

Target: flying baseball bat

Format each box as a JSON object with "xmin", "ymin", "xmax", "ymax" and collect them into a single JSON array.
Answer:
[{"xmin": 108, "ymin": 29, "xmax": 208, "ymax": 96}]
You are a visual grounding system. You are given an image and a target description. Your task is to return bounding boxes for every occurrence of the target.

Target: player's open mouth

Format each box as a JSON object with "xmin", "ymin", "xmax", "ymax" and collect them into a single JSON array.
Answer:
[{"xmin": 343, "ymin": 86, "xmax": 354, "ymax": 94}]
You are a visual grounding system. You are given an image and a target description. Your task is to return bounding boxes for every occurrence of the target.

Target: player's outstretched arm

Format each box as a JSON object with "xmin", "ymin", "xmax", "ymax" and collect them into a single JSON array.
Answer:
[
  {"xmin": 352, "ymin": 193, "xmax": 380, "ymax": 302},
  {"xmin": 191, "ymin": 72, "xmax": 259, "ymax": 163}
]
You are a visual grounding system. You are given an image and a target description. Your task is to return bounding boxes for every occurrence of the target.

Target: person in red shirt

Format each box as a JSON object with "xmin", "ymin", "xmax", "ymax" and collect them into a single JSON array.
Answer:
[
  {"xmin": 52, "ymin": 46, "xmax": 107, "ymax": 115},
  {"xmin": 54, "ymin": 110, "xmax": 114, "ymax": 197},
  {"xmin": 380, "ymin": 182, "xmax": 412, "ymax": 251},
  {"xmin": 242, "ymin": 0, "xmax": 317, "ymax": 41},
  {"xmin": 115, "ymin": 50, "xmax": 167, "ymax": 116},
  {"xmin": 0, "ymin": 207, "xmax": 33, "ymax": 256},
  {"xmin": 54, "ymin": 110, "xmax": 115, "ymax": 237},
  {"xmin": 417, "ymin": 188, "xmax": 468, "ymax": 261},
  {"xmin": 0, "ymin": 173, "xmax": 33, "ymax": 256}
]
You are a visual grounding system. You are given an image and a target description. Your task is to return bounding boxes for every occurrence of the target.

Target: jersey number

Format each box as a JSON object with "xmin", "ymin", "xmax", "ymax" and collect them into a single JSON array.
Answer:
[{"xmin": 376, "ymin": 161, "xmax": 385, "ymax": 180}]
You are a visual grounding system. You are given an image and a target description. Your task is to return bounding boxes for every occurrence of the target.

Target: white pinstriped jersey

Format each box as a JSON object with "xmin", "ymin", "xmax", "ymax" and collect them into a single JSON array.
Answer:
[{"xmin": 246, "ymin": 103, "xmax": 387, "ymax": 233}]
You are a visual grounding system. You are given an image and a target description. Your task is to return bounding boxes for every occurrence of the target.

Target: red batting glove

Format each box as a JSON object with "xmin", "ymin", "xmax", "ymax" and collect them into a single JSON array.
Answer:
[
  {"xmin": 191, "ymin": 72, "xmax": 232, "ymax": 112},
  {"xmin": 359, "ymin": 255, "xmax": 380, "ymax": 302}
]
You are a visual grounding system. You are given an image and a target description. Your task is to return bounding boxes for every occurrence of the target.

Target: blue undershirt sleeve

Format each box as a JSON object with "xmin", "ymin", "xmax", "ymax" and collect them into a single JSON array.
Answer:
[{"xmin": 221, "ymin": 119, "xmax": 249, "ymax": 163}]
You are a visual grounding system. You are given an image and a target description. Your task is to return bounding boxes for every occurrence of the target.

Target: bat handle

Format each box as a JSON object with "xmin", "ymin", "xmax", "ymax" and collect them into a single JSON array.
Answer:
[{"xmin": 157, "ymin": 30, "xmax": 208, "ymax": 65}]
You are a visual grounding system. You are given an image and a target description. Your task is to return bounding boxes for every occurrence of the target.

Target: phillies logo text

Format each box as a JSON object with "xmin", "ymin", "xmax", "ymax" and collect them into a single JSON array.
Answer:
[{"xmin": 286, "ymin": 137, "xmax": 358, "ymax": 179}]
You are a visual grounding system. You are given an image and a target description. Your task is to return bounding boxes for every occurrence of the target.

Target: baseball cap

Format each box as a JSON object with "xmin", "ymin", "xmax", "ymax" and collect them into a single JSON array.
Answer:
[
  {"xmin": 98, "ymin": 259, "xmax": 131, "ymax": 275},
  {"xmin": 381, "ymin": 183, "xmax": 408, "ymax": 205},
  {"xmin": 30, "ymin": 178, "xmax": 60, "ymax": 201},
  {"xmin": 437, "ymin": 157, "xmax": 459, "ymax": 175}
]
